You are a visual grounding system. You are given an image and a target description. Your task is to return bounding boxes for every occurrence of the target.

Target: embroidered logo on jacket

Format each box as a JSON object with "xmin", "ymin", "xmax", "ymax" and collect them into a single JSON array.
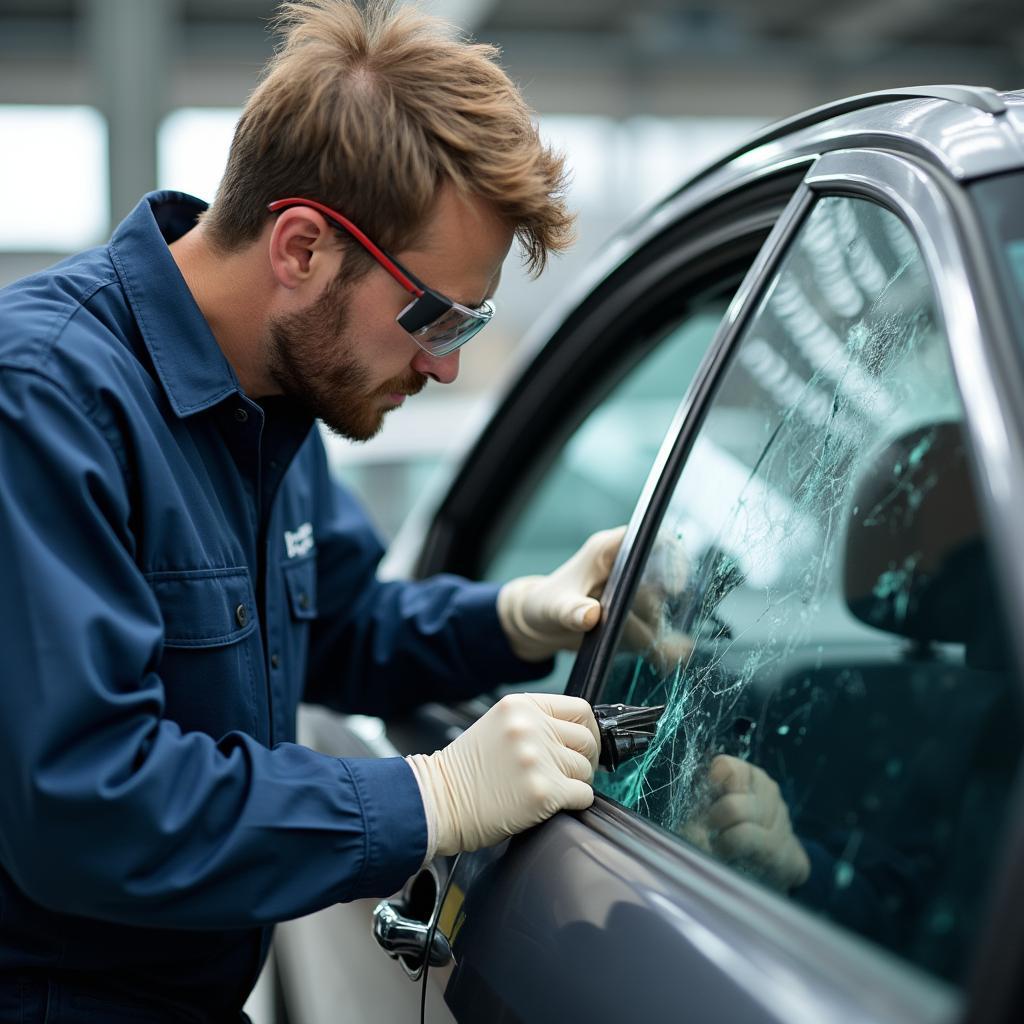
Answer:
[{"xmin": 284, "ymin": 522, "xmax": 315, "ymax": 559}]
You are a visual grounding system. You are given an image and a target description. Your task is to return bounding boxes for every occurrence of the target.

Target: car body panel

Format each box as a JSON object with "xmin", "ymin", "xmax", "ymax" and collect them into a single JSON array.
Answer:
[{"xmin": 425, "ymin": 803, "xmax": 956, "ymax": 1024}]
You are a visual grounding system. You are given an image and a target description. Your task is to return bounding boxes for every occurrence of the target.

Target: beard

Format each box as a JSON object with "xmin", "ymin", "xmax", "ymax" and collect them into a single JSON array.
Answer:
[{"xmin": 267, "ymin": 275, "xmax": 425, "ymax": 441}]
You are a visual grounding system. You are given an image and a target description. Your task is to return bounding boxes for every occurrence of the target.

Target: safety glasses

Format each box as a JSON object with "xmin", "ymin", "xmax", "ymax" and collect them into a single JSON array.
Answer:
[{"xmin": 267, "ymin": 197, "xmax": 495, "ymax": 356}]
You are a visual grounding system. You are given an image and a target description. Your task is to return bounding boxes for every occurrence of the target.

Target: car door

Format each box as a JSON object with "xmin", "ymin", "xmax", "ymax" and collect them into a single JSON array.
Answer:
[{"xmin": 414, "ymin": 150, "xmax": 1024, "ymax": 1023}]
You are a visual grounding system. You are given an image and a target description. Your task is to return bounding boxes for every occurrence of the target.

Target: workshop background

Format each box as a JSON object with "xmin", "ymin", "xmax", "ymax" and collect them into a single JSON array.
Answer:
[{"xmin": 2, "ymin": 0, "xmax": 1023, "ymax": 542}]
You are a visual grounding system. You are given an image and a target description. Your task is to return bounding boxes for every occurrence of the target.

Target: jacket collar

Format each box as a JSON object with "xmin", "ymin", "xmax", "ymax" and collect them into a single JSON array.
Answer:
[{"xmin": 108, "ymin": 191, "xmax": 241, "ymax": 418}]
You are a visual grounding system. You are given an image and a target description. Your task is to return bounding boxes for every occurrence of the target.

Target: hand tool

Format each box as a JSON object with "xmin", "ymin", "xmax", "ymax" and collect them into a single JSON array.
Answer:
[{"xmin": 592, "ymin": 703, "xmax": 666, "ymax": 771}]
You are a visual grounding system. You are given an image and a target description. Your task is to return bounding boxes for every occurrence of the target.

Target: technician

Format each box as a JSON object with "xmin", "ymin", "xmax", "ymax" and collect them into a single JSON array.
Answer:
[{"xmin": 0, "ymin": 1, "xmax": 618, "ymax": 1020}]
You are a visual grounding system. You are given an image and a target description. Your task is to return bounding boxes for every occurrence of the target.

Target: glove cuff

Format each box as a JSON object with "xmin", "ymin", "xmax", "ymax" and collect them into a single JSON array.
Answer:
[
  {"xmin": 406, "ymin": 753, "xmax": 463, "ymax": 859},
  {"xmin": 405, "ymin": 755, "xmax": 438, "ymax": 865}
]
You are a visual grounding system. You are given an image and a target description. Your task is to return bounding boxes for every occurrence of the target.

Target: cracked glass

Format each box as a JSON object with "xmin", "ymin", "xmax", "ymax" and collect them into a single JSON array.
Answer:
[{"xmin": 594, "ymin": 196, "xmax": 1022, "ymax": 983}]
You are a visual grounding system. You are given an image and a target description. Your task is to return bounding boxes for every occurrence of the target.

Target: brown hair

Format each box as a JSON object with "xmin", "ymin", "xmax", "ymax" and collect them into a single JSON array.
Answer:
[{"xmin": 203, "ymin": 0, "xmax": 574, "ymax": 276}]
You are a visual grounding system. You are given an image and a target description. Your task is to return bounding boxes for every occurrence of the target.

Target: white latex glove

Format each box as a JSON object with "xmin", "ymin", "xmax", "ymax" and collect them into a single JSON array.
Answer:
[
  {"xmin": 681, "ymin": 755, "xmax": 810, "ymax": 892},
  {"xmin": 406, "ymin": 693, "xmax": 601, "ymax": 860},
  {"xmin": 497, "ymin": 526, "xmax": 626, "ymax": 662}
]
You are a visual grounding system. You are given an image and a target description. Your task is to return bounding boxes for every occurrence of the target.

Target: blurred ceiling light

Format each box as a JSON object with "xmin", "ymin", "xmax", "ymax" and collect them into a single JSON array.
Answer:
[{"xmin": 0, "ymin": 106, "xmax": 107, "ymax": 251}]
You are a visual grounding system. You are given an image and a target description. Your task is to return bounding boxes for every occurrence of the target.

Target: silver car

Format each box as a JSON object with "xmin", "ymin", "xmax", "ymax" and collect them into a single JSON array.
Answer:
[{"xmin": 276, "ymin": 85, "xmax": 1024, "ymax": 1024}]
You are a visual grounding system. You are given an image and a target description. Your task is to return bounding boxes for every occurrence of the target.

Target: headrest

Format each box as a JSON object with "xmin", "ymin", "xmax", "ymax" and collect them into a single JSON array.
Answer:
[{"xmin": 844, "ymin": 422, "xmax": 999, "ymax": 656}]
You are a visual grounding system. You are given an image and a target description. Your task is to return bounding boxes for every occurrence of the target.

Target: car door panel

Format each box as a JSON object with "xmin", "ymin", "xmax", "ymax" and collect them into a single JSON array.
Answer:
[
  {"xmin": 423, "ymin": 806, "xmax": 954, "ymax": 1024},
  {"xmin": 412, "ymin": 172, "xmax": 832, "ymax": 1022}
]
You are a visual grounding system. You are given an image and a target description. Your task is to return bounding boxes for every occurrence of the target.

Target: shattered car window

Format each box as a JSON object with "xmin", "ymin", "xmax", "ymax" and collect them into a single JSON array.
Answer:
[{"xmin": 595, "ymin": 196, "xmax": 1022, "ymax": 984}]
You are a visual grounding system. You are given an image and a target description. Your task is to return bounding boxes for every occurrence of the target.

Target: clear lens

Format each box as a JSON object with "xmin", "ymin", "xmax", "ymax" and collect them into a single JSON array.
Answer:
[{"xmin": 413, "ymin": 300, "xmax": 495, "ymax": 356}]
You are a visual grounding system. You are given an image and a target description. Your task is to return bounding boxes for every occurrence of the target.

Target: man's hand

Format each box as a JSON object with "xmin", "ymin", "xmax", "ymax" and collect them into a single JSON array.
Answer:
[
  {"xmin": 620, "ymin": 532, "xmax": 694, "ymax": 672},
  {"xmin": 407, "ymin": 693, "xmax": 601, "ymax": 860},
  {"xmin": 497, "ymin": 526, "xmax": 626, "ymax": 661},
  {"xmin": 681, "ymin": 755, "xmax": 810, "ymax": 892}
]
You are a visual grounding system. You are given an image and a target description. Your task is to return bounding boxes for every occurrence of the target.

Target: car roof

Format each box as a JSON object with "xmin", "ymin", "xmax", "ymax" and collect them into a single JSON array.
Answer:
[
  {"xmin": 515, "ymin": 85, "xmax": 1024, "ymax": 364},
  {"xmin": 667, "ymin": 84, "xmax": 1024, "ymax": 208}
]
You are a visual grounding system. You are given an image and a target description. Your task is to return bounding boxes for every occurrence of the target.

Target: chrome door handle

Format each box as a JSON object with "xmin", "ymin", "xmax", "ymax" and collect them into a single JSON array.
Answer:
[{"xmin": 371, "ymin": 899, "xmax": 452, "ymax": 968}]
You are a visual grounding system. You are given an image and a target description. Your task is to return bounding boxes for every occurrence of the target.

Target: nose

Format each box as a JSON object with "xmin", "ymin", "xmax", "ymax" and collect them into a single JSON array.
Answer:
[{"xmin": 412, "ymin": 347, "xmax": 460, "ymax": 385}]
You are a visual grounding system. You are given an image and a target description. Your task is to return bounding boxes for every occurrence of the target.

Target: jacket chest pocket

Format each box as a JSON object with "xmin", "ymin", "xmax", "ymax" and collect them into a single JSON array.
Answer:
[{"xmin": 147, "ymin": 567, "xmax": 262, "ymax": 739}]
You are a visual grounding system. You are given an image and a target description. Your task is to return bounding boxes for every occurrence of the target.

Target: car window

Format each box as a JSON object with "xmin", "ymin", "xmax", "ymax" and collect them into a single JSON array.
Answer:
[
  {"xmin": 594, "ymin": 195, "xmax": 1023, "ymax": 984},
  {"xmin": 482, "ymin": 304, "xmax": 728, "ymax": 693}
]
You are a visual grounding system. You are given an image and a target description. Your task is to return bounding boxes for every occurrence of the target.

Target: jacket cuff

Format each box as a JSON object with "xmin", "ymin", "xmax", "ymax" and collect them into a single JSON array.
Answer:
[{"xmin": 342, "ymin": 756, "xmax": 428, "ymax": 897}]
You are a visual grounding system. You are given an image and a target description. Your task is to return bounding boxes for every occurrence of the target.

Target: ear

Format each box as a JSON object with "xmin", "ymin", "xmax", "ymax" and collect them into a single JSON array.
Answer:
[{"xmin": 267, "ymin": 207, "xmax": 342, "ymax": 291}]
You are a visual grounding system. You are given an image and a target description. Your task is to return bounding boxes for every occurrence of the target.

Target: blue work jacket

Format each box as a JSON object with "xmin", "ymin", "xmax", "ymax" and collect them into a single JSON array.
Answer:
[{"xmin": 0, "ymin": 192, "xmax": 546, "ymax": 1020}]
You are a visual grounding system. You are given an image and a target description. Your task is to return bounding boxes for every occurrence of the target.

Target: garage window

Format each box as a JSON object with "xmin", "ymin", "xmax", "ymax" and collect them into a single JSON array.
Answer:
[{"xmin": 0, "ymin": 106, "xmax": 108, "ymax": 250}]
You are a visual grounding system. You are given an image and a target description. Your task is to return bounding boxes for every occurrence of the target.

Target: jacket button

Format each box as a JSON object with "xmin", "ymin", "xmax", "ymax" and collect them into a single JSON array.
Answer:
[
  {"xmin": 234, "ymin": 407, "xmax": 249, "ymax": 423},
  {"xmin": 235, "ymin": 603, "xmax": 248, "ymax": 627},
  {"xmin": 299, "ymin": 592, "xmax": 311, "ymax": 610},
  {"xmin": 271, "ymin": 653, "xmax": 281, "ymax": 669}
]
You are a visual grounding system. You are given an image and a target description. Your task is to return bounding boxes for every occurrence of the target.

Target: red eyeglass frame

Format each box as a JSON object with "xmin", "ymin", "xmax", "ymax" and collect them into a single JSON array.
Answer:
[{"xmin": 266, "ymin": 197, "xmax": 491, "ymax": 342}]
